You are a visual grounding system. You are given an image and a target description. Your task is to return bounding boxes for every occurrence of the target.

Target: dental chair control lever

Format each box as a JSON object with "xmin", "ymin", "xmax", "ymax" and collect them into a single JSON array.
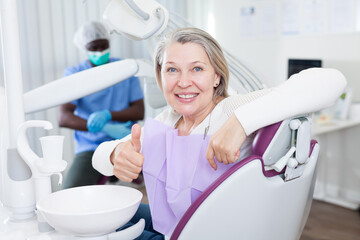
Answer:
[
  {"xmin": 284, "ymin": 117, "xmax": 311, "ymax": 181},
  {"xmin": 273, "ymin": 146, "xmax": 296, "ymax": 172}
]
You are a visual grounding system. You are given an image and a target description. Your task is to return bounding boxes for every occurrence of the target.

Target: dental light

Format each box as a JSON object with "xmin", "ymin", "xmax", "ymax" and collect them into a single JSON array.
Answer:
[{"xmin": 103, "ymin": 0, "xmax": 266, "ymax": 93}]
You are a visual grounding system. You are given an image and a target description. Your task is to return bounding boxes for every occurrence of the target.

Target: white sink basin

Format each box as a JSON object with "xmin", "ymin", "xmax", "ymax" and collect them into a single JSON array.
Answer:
[{"xmin": 37, "ymin": 185, "xmax": 142, "ymax": 237}]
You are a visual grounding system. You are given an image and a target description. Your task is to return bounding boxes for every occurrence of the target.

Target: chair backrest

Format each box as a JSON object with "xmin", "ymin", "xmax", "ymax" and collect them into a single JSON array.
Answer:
[{"xmin": 171, "ymin": 117, "xmax": 318, "ymax": 240}]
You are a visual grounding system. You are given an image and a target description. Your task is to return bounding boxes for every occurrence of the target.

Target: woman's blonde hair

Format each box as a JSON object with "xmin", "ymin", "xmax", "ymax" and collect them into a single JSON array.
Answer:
[{"xmin": 154, "ymin": 27, "xmax": 229, "ymax": 99}]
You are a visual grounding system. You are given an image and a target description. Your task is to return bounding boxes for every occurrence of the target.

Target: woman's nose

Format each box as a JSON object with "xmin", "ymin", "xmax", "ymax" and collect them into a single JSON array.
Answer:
[{"xmin": 177, "ymin": 73, "xmax": 192, "ymax": 88}]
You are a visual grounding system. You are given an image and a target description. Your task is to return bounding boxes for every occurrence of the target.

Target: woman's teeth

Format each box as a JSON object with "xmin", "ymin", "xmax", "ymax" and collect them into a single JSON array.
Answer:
[{"xmin": 178, "ymin": 94, "xmax": 197, "ymax": 99}]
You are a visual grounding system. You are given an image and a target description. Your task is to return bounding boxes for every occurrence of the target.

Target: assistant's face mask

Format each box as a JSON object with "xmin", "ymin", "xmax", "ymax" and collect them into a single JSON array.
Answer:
[{"xmin": 87, "ymin": 49, "xmax": 110, "ymax": 66}]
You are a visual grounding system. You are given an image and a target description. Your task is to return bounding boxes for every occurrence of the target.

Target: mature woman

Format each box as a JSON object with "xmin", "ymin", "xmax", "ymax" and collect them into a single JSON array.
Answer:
[{"xmin": 92, "ymin": 28, "xmax": 346, "ymax": 239}]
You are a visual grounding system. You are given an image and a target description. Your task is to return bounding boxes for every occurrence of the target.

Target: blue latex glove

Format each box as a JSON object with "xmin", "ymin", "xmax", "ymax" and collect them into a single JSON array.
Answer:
[
  {"xmin": 102, "ymin": 121, "xmax": 133, "ymax": 139},
  {"xmin": 87, "ymin": 110, "xmax": 112, "ymax": 132}
]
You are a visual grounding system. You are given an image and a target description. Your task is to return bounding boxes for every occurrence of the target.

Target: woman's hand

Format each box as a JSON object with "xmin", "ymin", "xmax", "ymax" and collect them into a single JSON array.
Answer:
[
  {"xmin": 206, "ymin": 114, "xmax": 247, "ymax": 170},
  {"xmin": 110, "ymin": 124, "xmax": 144, "ymax": 182}
]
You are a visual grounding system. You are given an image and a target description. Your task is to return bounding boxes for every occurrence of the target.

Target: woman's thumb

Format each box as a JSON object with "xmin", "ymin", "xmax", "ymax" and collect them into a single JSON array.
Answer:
[{"xmin": 131, "ymin": 124, "xmax": 141, "ymax": 152}]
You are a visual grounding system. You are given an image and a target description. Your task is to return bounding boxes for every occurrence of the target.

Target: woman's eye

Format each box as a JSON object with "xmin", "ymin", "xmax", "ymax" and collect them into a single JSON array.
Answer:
[
  {"xmin": 167, "ymin": 68, "xmax": 176, "ymax": 73},
  {"xmin": 193, "ymin": 67, "xmax": 202, "ymax": 72}
]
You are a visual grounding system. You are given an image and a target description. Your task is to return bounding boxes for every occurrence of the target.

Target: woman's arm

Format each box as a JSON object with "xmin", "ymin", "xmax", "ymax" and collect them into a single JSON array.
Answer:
[
  {"xmin": 235, "ymin": 68, "xmax": 346, "ymax": 135},
  {"xmin": 206, "ymin": 68, "xmax": 347, "ymax": 169},
  {"xmin": 92, "ymin": 139, "xmax": 122, "ymax": 176},
  {"xmin": 92, "ymin": 124, "xmax": 143, "ymax": 182}
]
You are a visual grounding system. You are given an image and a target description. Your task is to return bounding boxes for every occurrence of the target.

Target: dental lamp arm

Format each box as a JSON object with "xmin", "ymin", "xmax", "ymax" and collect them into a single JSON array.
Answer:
[
  {"xmin": 23, "ymin": 59, "xmax": 139, "ymax": 114},
  {"xmin": 56, "ymin": 59, "xmax": 152, "ymax": 131},
  {"xmin": 103, "ymin": 0, "xmax": 168, "ymax": 40},
  {"xmin": 124, "ymin": 0, "xmax": 149, "ymax": 20}
]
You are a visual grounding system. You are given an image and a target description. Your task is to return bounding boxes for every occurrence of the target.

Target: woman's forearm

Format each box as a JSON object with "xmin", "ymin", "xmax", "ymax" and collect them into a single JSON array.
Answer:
[
  {"xmin": 234, "ymin": 68, "xmax": 347, "ymax": 135},
  {"xmin": 92, "ymin": 139, "xmax": 123, "ymax": 176}
]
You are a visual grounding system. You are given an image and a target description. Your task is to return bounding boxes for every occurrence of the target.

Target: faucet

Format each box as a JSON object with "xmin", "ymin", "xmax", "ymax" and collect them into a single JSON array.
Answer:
[{"xmin": 16, "ymin": 120, "xmax": 67, "ymax": 232}]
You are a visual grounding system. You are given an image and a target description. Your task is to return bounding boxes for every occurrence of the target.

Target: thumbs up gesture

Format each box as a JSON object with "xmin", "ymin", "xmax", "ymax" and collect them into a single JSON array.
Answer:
[{"xmin": 111, "ymin": 124, "xmax": 144, "ymax": 182}]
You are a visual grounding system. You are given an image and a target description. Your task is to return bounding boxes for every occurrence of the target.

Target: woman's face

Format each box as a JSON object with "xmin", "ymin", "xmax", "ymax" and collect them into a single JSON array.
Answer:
[{"xmin": 161, "ymin": 42, "xmax": 220, "ymax": 120}]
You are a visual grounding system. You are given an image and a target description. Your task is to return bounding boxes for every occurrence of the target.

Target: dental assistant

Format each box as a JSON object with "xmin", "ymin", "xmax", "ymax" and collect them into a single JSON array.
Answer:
[
  {"xmin": 92, "ymin": 28, "xmax": 346, "ymax": 239},
  {"xmin": 59, "ymin": 21, "xmax": 144, "ymax": 189}
]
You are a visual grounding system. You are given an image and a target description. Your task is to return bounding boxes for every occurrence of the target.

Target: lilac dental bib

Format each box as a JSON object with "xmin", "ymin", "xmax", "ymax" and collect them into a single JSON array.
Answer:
[{"xmin": 142, "ymin": 118, "xmax": 235, "ymax": 236}]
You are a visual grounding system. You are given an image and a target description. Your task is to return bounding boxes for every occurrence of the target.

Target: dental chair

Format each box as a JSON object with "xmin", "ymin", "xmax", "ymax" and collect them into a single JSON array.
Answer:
[{"xmin": 171, "ymin": 116, "xmax": 318, "ymax": 240}]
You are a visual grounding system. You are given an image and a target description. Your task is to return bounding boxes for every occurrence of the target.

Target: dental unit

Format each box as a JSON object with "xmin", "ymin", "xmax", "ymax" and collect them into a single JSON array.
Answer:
[
  {"xmin": 0, "ymin": 0, "xmax": 154, "ymax": 238},
  {"xmin": 0, "ymin": 0, "xmax": 316, "ymax": 239}
]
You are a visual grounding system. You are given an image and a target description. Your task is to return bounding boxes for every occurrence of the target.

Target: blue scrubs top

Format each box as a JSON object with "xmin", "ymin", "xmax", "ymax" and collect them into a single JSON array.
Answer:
[{"xmin": 63, "ymin": 58, "xmax": 144, "ymax": 154}]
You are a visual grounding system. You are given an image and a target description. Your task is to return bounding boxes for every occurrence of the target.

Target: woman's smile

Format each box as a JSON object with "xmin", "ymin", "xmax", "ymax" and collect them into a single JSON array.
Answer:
[{"xmin": 175, "ymin": 92, "xmax": 199, "ymax": 102}]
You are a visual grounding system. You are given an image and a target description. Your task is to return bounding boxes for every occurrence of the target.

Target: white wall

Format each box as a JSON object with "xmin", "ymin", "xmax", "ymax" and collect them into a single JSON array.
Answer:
[
  {"xmin": 188, "ymin": 0, "xmax": 360, "ymax": 101},
  {"xmin": 280, "ymin": 33, "xmax": 360, "ymax": 101},
  {"xmin": 188, "ymin": 0, "xmax": 282, "ymax": 87}
]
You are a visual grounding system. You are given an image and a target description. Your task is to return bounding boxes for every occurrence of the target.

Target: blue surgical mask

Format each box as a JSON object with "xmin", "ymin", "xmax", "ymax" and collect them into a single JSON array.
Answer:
[{"xmin": 87, "ymin": 49, "xmax": 110, "ymax": 66}]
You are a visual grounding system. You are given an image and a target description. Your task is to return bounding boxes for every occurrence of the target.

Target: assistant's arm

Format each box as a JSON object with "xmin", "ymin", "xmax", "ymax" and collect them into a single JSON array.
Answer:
[
  {"xmin": 87, "ymin": 76, "xmax": 145, "ymax": 133},
  {"xmin": 104, "ymin": 75, "xmax": 145, "ymax": 123},
  {"xmin": 59, "ymin": 103, "xmax": 87, "ymax": 131},
  {"xmin": 110, "ymin": 99, "xmax": 144, "ymax": 122},
  {"xmin": 111, "ymin": 76, "xmax": 145, "ymax": 122}
]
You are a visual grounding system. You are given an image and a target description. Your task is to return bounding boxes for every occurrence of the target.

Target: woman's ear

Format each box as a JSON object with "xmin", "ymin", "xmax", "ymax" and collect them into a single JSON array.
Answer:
[{"xmin": 214, "ymin": 73, "xmax": 220, "ymax": 87}]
